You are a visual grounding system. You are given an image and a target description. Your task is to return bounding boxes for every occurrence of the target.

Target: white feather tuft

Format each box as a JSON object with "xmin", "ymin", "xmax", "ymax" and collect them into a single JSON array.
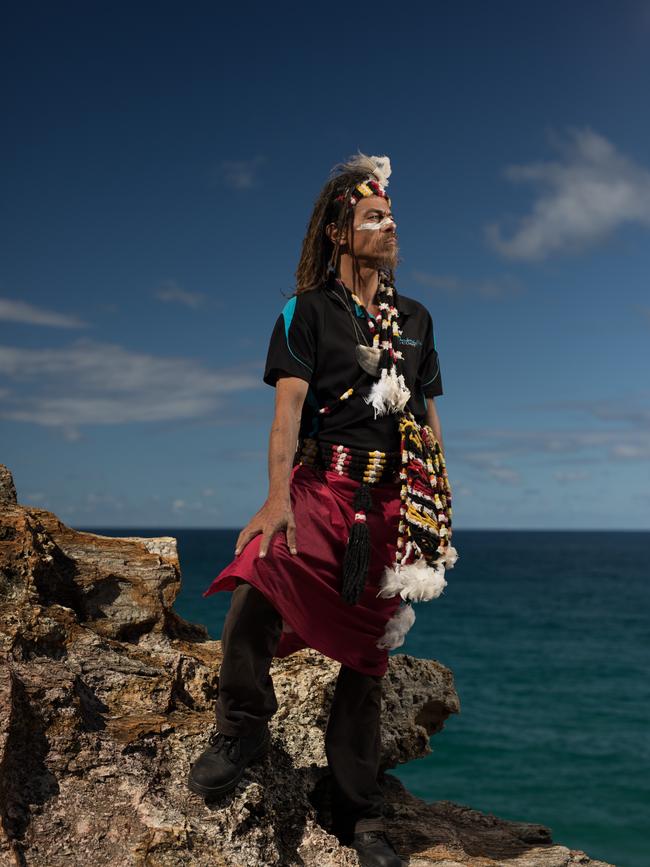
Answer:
[
  {"xmin": 334, "ymin": 152, "xmax": 392, "ymax": 191},
  {"xmin": 376, "ymin": 566, "xmax": 406, "ymax": 599},
  {"xmin": 376, "ymin": 603, "xmax": 415, "ymax": 650},
  {"xmin": 378, "ymin": 557, "xmax": 447, "ymax": 602},
  {"xmin": 364, "ymin": 368, "xmax": 411, "ymax": 418},
  {"xmin": 435, "ymin": 544, "xmax": 459, "ymax": 569},
  {"xmin": 369, "ymin": 155, "xmax": 391, "ymax": 188}
]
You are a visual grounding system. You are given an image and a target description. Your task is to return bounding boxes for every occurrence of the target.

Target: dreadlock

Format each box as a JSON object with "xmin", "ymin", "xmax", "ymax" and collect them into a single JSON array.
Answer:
[{"xmin": 295, "ymin": 153, "xmax": 392, "ymax": 294}]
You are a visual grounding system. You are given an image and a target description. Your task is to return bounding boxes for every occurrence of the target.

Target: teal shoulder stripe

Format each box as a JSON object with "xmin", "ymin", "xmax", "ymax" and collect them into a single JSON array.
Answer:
[
  {"xmin": 281, "ymin": 297, "xmax": 313, "ymax": 371},
  {"xmin": 282, "ymin": 296, "xmax": 297, "ymax": 339}
]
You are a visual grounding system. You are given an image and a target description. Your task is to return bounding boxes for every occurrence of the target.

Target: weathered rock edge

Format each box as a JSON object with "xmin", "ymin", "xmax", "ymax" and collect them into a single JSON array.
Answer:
[{"xmin": 0, "ymin": 465, "xmax": 615, "ymax": 866}]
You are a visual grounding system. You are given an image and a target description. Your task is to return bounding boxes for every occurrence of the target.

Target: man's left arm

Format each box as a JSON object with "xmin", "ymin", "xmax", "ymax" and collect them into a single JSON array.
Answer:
[
  {"xmin": 418, "ymin": 308, "xmax": 444, "ymax": 453},
  {"xmin": 425, "ymin": 397, "xmax": 444, "ymax": 456}
]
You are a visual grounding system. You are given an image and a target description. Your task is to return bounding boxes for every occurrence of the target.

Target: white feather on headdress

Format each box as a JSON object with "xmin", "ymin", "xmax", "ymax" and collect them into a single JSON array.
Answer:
[
  {"xmin": 369, "ymin": 155, "xmax": 391, "ymax": 188},
  {"xmin": 335, "ymin": 152, "xmax": 392, "ymax": 190}
]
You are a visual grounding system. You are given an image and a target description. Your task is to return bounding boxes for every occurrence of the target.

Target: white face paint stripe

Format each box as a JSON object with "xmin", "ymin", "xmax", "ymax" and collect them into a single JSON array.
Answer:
[{"xmin": 356, "ymin": 216, "xmax": 396, "ymax": 231}]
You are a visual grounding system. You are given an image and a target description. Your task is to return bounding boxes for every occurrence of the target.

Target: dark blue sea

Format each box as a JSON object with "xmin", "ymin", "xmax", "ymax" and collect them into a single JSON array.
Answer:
[{"xmin": 82, "ymin": 529, "xmax": 649, "ymax": 867}]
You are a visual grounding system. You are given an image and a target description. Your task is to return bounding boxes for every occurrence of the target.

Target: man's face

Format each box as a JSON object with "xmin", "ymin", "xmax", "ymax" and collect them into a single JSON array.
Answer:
[{"xmin": 346, "ymin": 195, "xmax": 399, "ymax": 270}]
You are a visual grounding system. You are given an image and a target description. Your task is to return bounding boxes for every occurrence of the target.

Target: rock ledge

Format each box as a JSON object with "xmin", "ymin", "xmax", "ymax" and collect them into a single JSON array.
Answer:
[{"xmin": 0, "ymin": 465, "xmax": 616, "ymax": 866}]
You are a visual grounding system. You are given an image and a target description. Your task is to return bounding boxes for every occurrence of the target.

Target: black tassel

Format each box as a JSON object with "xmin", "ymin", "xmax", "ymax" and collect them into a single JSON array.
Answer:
[{"xmin": 341, "ymin": 483, "xmax": 373, "ymax": 605}]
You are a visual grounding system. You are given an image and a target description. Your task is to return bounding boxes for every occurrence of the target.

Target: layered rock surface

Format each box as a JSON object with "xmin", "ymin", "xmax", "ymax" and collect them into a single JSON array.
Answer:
[{"xmin": 0, "ymin": 464, "xmax": 615, "ymax": 866}]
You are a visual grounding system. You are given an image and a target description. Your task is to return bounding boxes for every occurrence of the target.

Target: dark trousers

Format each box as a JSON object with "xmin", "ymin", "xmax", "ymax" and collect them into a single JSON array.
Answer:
[{"xmin": 215, "ymin": 581, "xmax": 384, "ymax": 835}]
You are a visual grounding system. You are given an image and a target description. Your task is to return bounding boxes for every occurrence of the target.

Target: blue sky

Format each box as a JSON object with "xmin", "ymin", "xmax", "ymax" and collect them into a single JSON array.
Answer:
[{"xmin": 1, "ymin": 1, "xmax": 649, "ymax": 529}]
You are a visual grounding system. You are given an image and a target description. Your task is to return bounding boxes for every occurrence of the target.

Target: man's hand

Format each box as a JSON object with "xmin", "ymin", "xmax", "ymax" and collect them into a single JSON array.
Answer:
[
  {"xmin": 234, "ymin": 496, "xmax": 297, "ymax": 558},
  {"xmin": 233, "ymin": 373, "xmax": 306, "ymax": 561}
]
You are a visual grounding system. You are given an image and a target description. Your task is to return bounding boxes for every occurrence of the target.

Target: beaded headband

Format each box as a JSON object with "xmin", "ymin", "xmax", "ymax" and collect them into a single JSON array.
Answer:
[
  {"xmin": 334, "ymin": 154, "xmax": 392, "ymax": 207},
  {"xmin": 336, "ymin": 177, "xmax": 391, "ymax": 207}
]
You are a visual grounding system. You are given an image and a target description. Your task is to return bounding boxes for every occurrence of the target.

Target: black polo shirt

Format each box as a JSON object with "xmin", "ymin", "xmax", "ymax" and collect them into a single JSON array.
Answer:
[{"xmin": 263, "ymin": 281, "xmax": 443, "ymax": 453}]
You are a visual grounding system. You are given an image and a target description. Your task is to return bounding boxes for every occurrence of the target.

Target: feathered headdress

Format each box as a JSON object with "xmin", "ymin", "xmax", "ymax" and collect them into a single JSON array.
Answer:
[
  {"xmin": 337, "ymin": 152, "xmax": 391, "ymax": 188},
  {"xmin": 333, "ymin": 152, "xmax": 392, "ymax": 204}
]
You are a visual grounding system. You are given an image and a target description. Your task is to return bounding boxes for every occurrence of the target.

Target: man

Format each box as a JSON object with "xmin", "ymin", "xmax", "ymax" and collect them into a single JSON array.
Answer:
[{"xmin": 188, "ymin": 154, "xmax": 455, "ymax": 867}]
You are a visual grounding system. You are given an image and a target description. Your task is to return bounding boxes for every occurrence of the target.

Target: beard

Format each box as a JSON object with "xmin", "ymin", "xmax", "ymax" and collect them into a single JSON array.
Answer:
[
  {"xmin": 349, "ymin": 237, "xmax": 400, "ymax": 273},
  {"xmin": 374, "ymin": 237, "xmax": 399, "ymax": 271}
]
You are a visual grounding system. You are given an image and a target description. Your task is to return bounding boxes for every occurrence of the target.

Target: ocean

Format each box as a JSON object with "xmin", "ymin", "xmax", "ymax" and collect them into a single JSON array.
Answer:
[{"xmin": 83, "ymin": 528, "xmax": 649, "ymax": 867}]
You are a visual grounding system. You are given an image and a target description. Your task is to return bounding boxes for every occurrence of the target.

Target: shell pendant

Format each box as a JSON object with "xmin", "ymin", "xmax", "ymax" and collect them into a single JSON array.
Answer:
[{"xmin": 355, "ymin": 344, "xmax": 381, "ymax": 377}]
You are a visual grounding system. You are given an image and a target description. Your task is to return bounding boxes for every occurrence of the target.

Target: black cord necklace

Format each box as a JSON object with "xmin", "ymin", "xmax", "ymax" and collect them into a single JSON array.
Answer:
[{"xmin": 333, "ymin": 279, "xmax": 383, "ymax": 376}]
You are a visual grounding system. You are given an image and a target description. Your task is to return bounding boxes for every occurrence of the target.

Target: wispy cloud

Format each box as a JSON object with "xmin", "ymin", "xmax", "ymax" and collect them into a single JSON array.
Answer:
[
  {"xmin": 84, "ymin": 491, "xmax": 126, "ymax": 511},
  {"xmin": 554, "ymin": 469, "xmax": 590, "ymax": 484},
  {"xmin": 411, "ymin": 271, "xmax": 523, "ymax": 299},
  {"xmin": 610, "ymin": 442, "xmax": 650, "ymax": 460},
  {"xmin": 172, "ymin": 494, "xmax": 220, "ymax": 516},
  {"xmin": 455, "ymin": 428, "xmax": 650, "ymax": 462},
  {"xmin": 485, "ymin": 128, "xmax": 650, "ymax": 260},
  {"xmin": 533, "ymin": 398, "xmax": 650, "ymax": 427},
  {"xmin": 0, "ymin": 339, "xmax": 261, "ymax": 436},
  {"xmin": 153, "ymin": 280, "xmax": 206, "ymax": 309},
  {"xmin": 0, "ymin": 297, "xmax": 86, "ymax": 328},
  {"xmin": 461, "ymin": 452, "xmax": 522, "ymax": 485},
  {"xmin": 216, "ymin": 156, "xmax": 266, "ymax": 190},
  {"xmin": 452, "ymin": 396, "xmax": 650, "ymax": 488}
]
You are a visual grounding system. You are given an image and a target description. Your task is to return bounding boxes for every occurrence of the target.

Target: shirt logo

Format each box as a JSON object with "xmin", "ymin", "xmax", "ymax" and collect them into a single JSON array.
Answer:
[{"xmin": 399, "ymin": 337, "xmax": 422, "ymax": 347}]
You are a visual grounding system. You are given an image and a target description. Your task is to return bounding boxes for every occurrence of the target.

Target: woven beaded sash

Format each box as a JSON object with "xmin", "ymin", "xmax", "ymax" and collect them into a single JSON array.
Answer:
[{"xmin": 295, "ymin": 438, "xmax": 401, "ymax": 485}]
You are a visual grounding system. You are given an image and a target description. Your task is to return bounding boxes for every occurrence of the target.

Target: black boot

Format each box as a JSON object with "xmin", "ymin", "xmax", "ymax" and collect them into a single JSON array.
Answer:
[
  {"xmin": 187, "ymin": 725, "xmax": 270, "ymax": 798},
  {"xmin": 350, "ymin": 830, "xmax": 405, "ymax": 867}
]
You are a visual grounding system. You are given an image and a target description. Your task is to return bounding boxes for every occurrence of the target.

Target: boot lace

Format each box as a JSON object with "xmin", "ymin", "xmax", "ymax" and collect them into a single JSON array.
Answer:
[{"xmin": 207, "ymin": 730, "xmax": 240, "ymax": 760}]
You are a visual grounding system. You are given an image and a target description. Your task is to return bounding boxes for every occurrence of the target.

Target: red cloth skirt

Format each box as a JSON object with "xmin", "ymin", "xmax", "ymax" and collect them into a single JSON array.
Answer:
[{"xmin": 203, "ymin": 463, "xmax": 403, "ymax": 676}]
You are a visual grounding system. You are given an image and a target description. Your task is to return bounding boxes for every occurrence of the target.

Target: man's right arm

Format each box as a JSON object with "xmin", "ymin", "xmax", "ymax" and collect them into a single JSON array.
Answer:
[{"xmin": 234, "ymin": 374, "xmax": 308, "ymax": 558}]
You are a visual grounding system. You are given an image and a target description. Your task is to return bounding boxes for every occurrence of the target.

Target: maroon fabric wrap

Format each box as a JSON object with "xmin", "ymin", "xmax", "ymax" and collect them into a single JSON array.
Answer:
[{"xmin": 203, "ymin": 463, "xmax": 403, "ymax": 676}]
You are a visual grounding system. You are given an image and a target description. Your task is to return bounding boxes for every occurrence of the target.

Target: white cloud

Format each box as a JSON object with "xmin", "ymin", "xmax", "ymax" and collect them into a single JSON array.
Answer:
[
  {"xmin": 172, "ymin": 496, "xmax": 215, "ymax": 513},
  {"xmin": 462, "ymin": 452, "xmax": 522, "ymax": 485},
  {"xmin": 453, "ymin": 396, "xmax": 650, "ymax": 494},
  {"xmin": 153, "ymin": 281, "xmax": 206, "ymax": 309},
  {"xmin": 485, "ymin": 128, "xmax": 650, "ymax": 260},
  {"xmin": 217, "ymin": 156, "xmax": 266, "ymax": 190},
  {"xmin": 411, "ymin": 271, "xmax": 523, "ymax": 298},
  {"xmin": 611, "ymin": 443, "xmax": 650, "ymax": 460},
  {"xmin": 85, "ymin": 491, "xmax": 125, "ymax": 511},
  {"xmin": 540, "ymin": 398, "xmax": 650, "ymax": 427},
  {"xmin": 0, "ymin": 338, "xmax": 261, "ymax": 432},
  {"xmin": 554, "ymin": 469, "xmax": 590, "ymax": 483},
  {"xmin": 455, "ymin": 428, "xmax": 650, "ymax": 462},
  {"xmin": 0, "ymin": 297, "xmax": 86, "ymax": 328}
]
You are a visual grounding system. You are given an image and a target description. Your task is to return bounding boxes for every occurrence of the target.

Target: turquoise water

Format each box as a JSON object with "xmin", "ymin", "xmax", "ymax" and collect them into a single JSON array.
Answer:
[{"xmin": 86, "ymin": 529, "xmax": 649, "ymax": 867}]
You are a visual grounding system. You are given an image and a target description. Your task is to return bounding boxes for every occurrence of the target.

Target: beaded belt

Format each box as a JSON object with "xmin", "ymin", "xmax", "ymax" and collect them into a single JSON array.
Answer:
[
  {"xmin": 293, "ymin": 424, "xmax": 454, "ymax": 610},
  {"xmin": 295, "ymin": 437, "xmax": 401, "ymax": 485}
]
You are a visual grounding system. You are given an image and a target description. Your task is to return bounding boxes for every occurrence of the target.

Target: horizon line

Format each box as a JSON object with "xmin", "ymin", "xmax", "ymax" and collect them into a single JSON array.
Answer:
[{"xmin": 72, "ymin": 526, "xmax": 650, "ymax": 534}]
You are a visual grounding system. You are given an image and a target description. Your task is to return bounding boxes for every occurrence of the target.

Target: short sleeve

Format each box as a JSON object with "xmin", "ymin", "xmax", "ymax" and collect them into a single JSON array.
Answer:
[
  {"xmin": 263, "ymin": 295, "xmax": 317, "ymax": 387},
  {"xmin": 418, "ymin": 311, "xmax": 443, "ymax": 398}
]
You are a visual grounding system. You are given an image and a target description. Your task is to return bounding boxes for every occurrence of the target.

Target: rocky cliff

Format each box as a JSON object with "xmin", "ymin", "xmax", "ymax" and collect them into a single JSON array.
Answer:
[{"xmin": 0, "ymin": 464, "xmax": 615, "ymax": 866}]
